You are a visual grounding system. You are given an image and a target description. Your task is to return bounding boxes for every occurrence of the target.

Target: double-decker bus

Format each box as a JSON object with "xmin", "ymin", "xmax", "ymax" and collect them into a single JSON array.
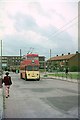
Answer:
[{"xmin": 20, "ymin": 54, "xmax": 40, "ymax": 80}]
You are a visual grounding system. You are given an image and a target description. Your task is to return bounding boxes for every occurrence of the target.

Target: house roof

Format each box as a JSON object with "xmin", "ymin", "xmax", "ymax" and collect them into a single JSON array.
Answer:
[{"xmin": 47, "ymin": 54, "xmax": 76, "ymax": 61}]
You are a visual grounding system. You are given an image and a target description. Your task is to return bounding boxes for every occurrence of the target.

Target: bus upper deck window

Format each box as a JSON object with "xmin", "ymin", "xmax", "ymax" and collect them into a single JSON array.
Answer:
[{"xmin": 34, "ymin": 57, "xmax": 38, "ymax": 60}]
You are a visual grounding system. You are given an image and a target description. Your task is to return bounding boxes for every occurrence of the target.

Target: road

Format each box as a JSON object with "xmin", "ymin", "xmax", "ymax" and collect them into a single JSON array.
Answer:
[{"xmin": 3, "ymin": 72, "xmax": 78, "ymax": 119}]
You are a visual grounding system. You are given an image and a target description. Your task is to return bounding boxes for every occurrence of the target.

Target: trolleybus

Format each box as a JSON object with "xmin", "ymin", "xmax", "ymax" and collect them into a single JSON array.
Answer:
[{"xmin": 20, "ymin": 54, "xmax": 40, "ymax": 80}]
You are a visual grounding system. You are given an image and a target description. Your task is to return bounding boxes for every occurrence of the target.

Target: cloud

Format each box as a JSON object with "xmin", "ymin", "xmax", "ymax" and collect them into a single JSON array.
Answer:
[
  {"xmin": 14, "ymin": 14, "xmax": 37, "ymax": 32},
  {"xmin": 0, "ymin": 0, "xmax": 78, "ymax": 59}
]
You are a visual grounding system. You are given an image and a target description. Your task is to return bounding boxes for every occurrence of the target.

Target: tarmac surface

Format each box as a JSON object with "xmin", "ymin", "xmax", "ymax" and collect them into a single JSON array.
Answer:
[{"xmin": 0, "ymin": 72, "xmax": 79, "ymax": 119}]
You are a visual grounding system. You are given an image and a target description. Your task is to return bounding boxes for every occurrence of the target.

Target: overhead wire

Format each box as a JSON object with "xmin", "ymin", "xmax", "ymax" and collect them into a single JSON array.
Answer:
[
  {"xmin": 3, "ymin": 15, "xmax": 79, "ymax": 57},
  {"xmin": 43, "ymin": 16, "xmax": 79, "ymax": 59},
  {"xmin": 46, "ymin": 15, "xmax": 78, "ymax": 38}
]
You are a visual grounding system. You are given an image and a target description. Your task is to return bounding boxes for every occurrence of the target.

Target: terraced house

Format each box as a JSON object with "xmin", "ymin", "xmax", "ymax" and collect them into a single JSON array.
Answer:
[{"xmin": 47, "ymin": 51, "xmax": 80, "ymax": 72}]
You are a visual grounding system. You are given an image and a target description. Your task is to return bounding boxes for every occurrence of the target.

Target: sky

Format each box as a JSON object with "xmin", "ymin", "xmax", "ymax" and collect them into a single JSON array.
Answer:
[{"xmin": 0, "ymin": 0, "xmax": 79, "ymax": 60}]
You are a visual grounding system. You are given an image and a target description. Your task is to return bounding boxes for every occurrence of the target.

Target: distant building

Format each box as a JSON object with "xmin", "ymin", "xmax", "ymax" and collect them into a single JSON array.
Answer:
[
  {"xmin": 39, "ymin": 56, "xmax": 45, "ymax": 69},
  {"xmin": 47, "ymin": 52, "xmax": 80, "ymax": 72},
  {"xmin": 0, "ymin": 56, "xmax": 21, "ymax": 71},
  {"xmin": 0, "ymin": 55, "xmax": 45, "ymax": 71}
]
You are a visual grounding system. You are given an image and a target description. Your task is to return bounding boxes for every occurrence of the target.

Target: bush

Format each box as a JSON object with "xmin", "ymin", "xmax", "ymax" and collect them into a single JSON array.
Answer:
[{"xmin": 70, "ymin": 66, "xmax": 78, "ymax": 72}]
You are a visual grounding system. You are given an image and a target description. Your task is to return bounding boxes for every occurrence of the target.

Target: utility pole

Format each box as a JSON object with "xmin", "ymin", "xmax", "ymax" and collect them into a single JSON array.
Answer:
[
  {"xmin": 0, "ymin": 40, "xmax": 2, "ymax": 88},
  {"xmin": 0, "ymin": 40, "xmax": 2, "ymax": 73},
  {"xmin": 20, "ymin": 49, "xmax": 22, "ymax": 61},
  {"xmin": 50, "ymin": 49, "xmax": 51, "ymax": 72},
  {"xmin": 50, "ymin": 49, "xmax": 51, "ymax": 59}
]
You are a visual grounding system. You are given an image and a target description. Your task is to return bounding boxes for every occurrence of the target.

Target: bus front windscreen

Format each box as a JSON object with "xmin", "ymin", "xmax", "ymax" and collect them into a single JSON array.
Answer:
[
  {"xmin": 34, "ymin": 66, "xmax": 39, "ymax": 71},
  {"xmin": 27, "ymin": 66, "xmax": 33, "ymax": 71}
]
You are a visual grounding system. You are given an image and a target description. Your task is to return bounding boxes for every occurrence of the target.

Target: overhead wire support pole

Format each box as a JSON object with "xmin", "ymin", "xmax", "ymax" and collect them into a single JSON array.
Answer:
[
  {"xmin": 50, "ymin": 49, "xmax": 51, "ymax": 59},
  {"xmin": 50, "ymin": 49, "xmax": 52, "ymax": 72},
  {"xmin": 1, "ymin": 40, "xmax": 2, "ymax": 74},
  {"xmin": 0, "ymin": 40, "xmax": 2, "ymax": 88},
  {"xmin": 20, "ymin": 49, "xmax": 22, "ymax": 61}
]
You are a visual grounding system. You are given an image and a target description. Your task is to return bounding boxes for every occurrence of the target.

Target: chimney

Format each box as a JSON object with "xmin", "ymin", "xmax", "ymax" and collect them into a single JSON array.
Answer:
[
  {"xmin": 68, "ymin": 53, "xmax": 70, "ymax": 55},
  {"xmin": 62, "ymin": 54, "xmax": 64, "ymax": 56}
]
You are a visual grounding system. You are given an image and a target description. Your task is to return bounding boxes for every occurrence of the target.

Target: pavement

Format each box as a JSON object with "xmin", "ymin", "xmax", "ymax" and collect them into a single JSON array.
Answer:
[{"xmin": 0, "ymin": 88, "xmax": 3, "ymax": 120}]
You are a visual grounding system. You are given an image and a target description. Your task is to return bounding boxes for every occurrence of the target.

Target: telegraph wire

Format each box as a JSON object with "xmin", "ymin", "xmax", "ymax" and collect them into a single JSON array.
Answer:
[
  {"xmin": 2, "ymin": 16, "xmax": 79, "ymax": 57},
  {"xmin": 46, "ymin": 16, "xmax": 78, "ymax": 38}
]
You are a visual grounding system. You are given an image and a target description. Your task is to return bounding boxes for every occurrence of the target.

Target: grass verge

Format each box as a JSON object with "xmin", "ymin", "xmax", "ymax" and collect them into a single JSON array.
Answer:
[{"xmin": 48, "ymin": 73, "xmax": 80, "ymax": 80}]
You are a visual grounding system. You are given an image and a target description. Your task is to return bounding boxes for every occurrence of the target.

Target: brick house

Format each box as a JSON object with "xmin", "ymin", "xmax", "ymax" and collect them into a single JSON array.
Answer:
[{"xmin": 47, "ymin": 52, "xmax": 80, "ymax": 72}]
